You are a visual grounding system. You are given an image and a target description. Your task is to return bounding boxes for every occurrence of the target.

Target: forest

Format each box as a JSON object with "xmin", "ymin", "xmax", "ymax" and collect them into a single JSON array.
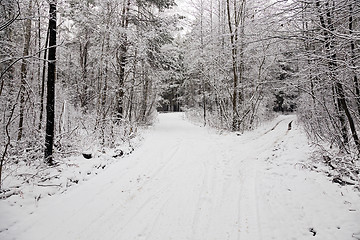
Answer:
[{"xmin": 0, "ymin": 0, "xmax": 359, "ymax": 190}]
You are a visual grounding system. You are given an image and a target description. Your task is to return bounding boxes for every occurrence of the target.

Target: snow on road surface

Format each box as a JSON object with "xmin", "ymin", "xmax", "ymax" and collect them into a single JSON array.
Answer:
[{"xmin": 1, "ymin": 112, "xmax": 360, "ymax": 240}]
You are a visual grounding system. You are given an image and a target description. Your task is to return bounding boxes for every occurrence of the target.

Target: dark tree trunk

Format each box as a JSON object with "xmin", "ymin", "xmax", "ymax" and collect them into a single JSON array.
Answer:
[
  {"xmin": 128, "ymin": 53, "xmax": 137, "ymax": 122},
  {"xmin": 141, "ymin": 67, "xmax": 149, "ymax": 122},
  {"xmin": 202, "ymin": 78, "xmax": 206, "ymax": 126},
  {"xmin": 226, "ymin": 0, "xmax": 239, "ymax": 131},
  {"xmin": 335, "ymin": 81, "xmax": 360, "ymax": 153},
  {"xmin": 79, "ymin": 35, "xmax": 90, "ymax": 112},
  {"xmin": 116, "ymin": 41, "xmax": 127, "ymax": 120},
  {"xmin": 44, "ymin": 1, "xmax": 57, "ymax": 165}
]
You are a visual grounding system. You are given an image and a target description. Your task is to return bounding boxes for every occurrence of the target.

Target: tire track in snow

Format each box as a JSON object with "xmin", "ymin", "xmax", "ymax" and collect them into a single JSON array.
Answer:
[
  {"xmin": 143, "ymin": 196, "xmax": 173, "ymax": 240},
  {"xmin": 191, "ymin": 157, "xmax": 215, "ymax": 240},
  {"xmin": 132, "ymin": 142, "xmax": 182, "ymax": 192},
  {"xmin": 232, "ymin": 117, "xmax": 295, "ymax": 240},
  {"xmin": 113, "ymin": 182, "xmax": 174, "ymax": 238},
  {"xmin": 54, "ymin": 132, "xmax": 185, "ymax": 240},
  {"xmin": 108, "ymin": 141, "xmax": 185, "ymax": 238}
]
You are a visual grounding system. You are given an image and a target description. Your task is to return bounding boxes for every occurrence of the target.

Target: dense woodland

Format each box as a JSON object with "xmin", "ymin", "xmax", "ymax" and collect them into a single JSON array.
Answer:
[{"xmin": 0, "ymin": 0, "xmax": 359, "ymax": 188}]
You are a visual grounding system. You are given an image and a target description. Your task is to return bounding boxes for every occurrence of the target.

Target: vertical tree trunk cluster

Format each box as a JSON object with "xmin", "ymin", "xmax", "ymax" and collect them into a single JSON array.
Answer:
[
  {"xmin": 226, "ymin": 0, "xmax": 246, "ymax": 131},
  {"xmin": 182, "ymin": 0, "xmax": 274, "ymax": 132},
  {"xmin": 297, "ymin": 0, "xmax": 360, "ymax": 154}
]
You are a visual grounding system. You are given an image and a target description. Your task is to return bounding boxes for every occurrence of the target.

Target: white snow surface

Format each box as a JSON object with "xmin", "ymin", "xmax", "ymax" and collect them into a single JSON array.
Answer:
[{"xmin": 1, "ymin": 112, "xmax": 360, "ymax": 240}]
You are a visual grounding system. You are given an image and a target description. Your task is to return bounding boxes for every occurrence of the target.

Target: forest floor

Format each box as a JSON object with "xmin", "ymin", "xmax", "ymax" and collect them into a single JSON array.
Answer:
[{"xmin": 0, "ymin": 112, "xmax": 360, "ymax": 240}]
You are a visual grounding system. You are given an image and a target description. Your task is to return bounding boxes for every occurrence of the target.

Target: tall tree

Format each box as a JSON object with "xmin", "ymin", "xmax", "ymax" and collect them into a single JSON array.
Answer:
[
  {"xmin": 115, "ymin": 0, "xmax": 131, "ymax": 121},
  {"xmin": 44, "ymin": 0, "xmax": 57, "ymax": 165},
  {"xmin": 226, "ymin": 0, "xmax": 246, "ymax": 131},
  {"xmin": 17, "ymin": 0, "xmax": 32, "ymax": 140}
]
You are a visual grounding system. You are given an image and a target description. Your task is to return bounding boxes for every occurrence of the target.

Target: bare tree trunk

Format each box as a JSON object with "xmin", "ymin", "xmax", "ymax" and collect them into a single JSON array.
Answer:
[
  {"xmin": 0, "ymin": 90, "xmax": 20, "ymax": 189},
  {"xmin": 200, "ymin": 0, "xmax": 206, "ymax": 126},
  {"xmin": 44, "ymin": 1, "xmax": 57, "ymax": 165},
  {"xmin": 97, "ymin": 30, "xmax": 108, "ymax": 145},
  {"xmin": 116, "ymin": 0, "xmax": 131, "ymax": 121},
  {"xmin": 316, "ymin": 0, "xmax": 360, "ymax": 153},
  {"xmin": 96, "ymin": 14, "xmax": 109, "ymax": 130},
  {"xmin": 238, "ymin": 0, "xmax": 246, "ymax": 107},
  {"xmin": 36, "ymin": 0, "xmax": 41, "ymax": 117},
  {"xmin": 39, "ymin": 25, "xmax": 50, "ymax": 130},
  {"xmin": 79, "ymin": 31, "xmax": 90, "ymax": 112},
  {"xmin": 335, "ymin": 81, "xmax": 360, "ymax": 153},
  {"xmin": 226, "ymin": 0, "xmax": 241, "ymax": 131},
  {"xmin": 18, "ymin": 0, "xmax": 32, "ymax": 140},
  {"xmin": 141, "ymin": 62, "xmax": 149, "ymax": 122},
  {"xmin": 316, "ymin": 1, "xmax": 348, "ymax": 145},
  {"xmin": 202, "ymin": 77, "xmax": 206, "ymax": 126},
  {"xmin": 128, "ymin": 51, "xmax": 137, "ymax": 122},
  {"xmin": 348, "ymin": 1, "xmax": 360, "ymax": 116}
]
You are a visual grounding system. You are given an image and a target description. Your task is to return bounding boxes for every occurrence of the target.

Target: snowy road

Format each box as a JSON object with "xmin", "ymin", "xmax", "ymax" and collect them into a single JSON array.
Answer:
[{"xmin": 1, "ymin": 113, "xmax": 360, "ymax": 240}]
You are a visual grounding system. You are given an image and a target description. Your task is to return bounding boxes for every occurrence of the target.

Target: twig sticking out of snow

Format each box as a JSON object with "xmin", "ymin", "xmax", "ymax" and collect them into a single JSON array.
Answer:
[
  {"xmin": 309, "ymin": 228, "xmax": 317, "ymax": 236},
  {"xmin": 0, "ymin": 189, "xmax": 20, "ymax": 199},
  {"xmin": 288, "ymin": 121, "xmax": 293, "ymax": 130},
  {"xmin": 35, "ymin": 183, "xmax": 62, "ymax": 187}
]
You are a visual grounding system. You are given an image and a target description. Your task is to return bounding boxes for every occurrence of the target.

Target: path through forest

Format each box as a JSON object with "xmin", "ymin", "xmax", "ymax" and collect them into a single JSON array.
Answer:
[{"xmin": 1, "ymin": 113, "xmax": 360, "ymax": 240}]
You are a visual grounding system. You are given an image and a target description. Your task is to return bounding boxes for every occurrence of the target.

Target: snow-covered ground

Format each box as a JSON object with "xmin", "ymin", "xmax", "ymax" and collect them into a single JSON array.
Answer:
[{"xmin": 1, "ymin": 112, "xmax": 359, "ymax": 240}]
